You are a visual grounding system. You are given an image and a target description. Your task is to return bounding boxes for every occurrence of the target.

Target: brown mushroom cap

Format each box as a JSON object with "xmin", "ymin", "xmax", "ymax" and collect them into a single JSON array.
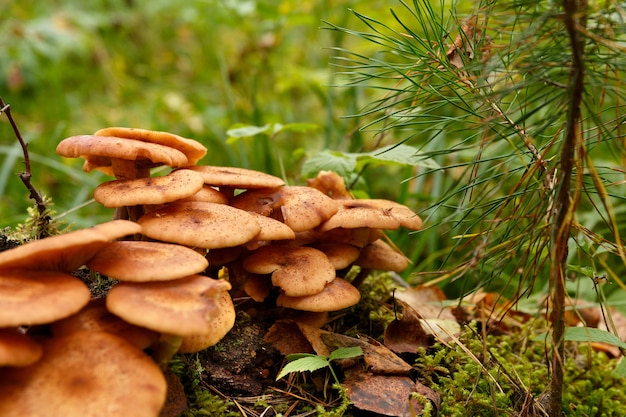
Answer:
[
  {"xmin": 249, "ymin": 212, "xmax": 296, "ymax": 242},
  {"xmin": 306, "ymin": 170, "xmax": 353, "ymax": 199},
  {"xmin": 0, "ymin": 331, "xmax": 167, "ymax": 417},
  {"xmin": 138, "ymin": 201, "xmax": 260, "ymax": 249},
  {"xmin": 185, "ymin": 165, "xmax": 285, "ymax": 189},
  {"xmin": 0, "ymin": 328, "xmax": 43, "ymax": 367},
  {"xmin": 0, "ymin": 269, "xmax": 91, "ymax": 327},
  {"xmin": 276, "ymin": 278, "xmax": 361, "ymax": 312},
  {"xmin": 243, "ymin": 273, "xmax": 273, "ymax": 302},
  {"xmin": 94, "ymin": 127, "xmax": 208, "ymax": 165},
  {"xmin": 87, "ymin": 241, "xmax": 209, "ymax": 282},
  {"xmin": 310, "ymin": 242, "xmax": 361, "ymax": 270},
  {"xmin": 355, "ymin": 239, "xmax": 409, "ymax": 272},
  {"xmin": 56, "ymin": 135, "xmax": 190, "ymax": 175},
  {"xmin": 243, "ymin": 245, "xmax": 335, "ymax": 297},
  {"xmin": 0, "ymin": 220, "xmax": 142, "ymax": 272},
  {"xmin": 318, "ymin": 199, "xmax": 423, "ymax": 232},
  {"xmin": 231, "ymin": 186, "xmax": 339, "ymax": 232},
  {"xmin": 50, "ymin": 299, "xmax": 158, "ymax": 350},
  {"xmin": 179, "ymin": 185, "xmax": 228, "ymax": 204},
  {"xmin": 106, "ymin": 275, "xmax": 232, "ymax": 336},
  {"xmin": 93, "ymin": 169, "xmax": 205, "ymax": 208},
  {"xmin": 178, "ymin": 291, "xmax": 236, "ymax": 353}
]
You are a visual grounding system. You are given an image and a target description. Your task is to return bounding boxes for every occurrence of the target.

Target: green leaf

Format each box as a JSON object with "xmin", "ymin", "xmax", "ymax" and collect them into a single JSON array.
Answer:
[
  {"xmin": 276, "ymin": 355, "xmax": 329, "ymax": 381},
  {"xmin": 274, "ymin": 122, "xmax": 319, "ymax": 134},
  {"xmin": 354, "ymin": 144, "xmax": 440, "ymax": 170},
  {"xmin": 328, "ymin": 346, "xmax": 363, "ymax": 361},
  {"xmin": 225, "ymin": 124, "xmax": 271, "ymax": 143},
  {"xmin": 301, "ymin": 150, "xmax": 357, "ymax": 178},
  {"xmin": 613, "ymin": 357, "xmax": 626, "ymax": 378},
  {"xmin": 535, "ymin": 327, "xmax": 626, "ymax": 349}
]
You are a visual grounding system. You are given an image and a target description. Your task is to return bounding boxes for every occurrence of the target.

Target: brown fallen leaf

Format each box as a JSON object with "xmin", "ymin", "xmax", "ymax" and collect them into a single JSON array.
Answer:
[
  {"xmin": 343, "ymin": 367, "xmax": 440, "ymax": 417},
  {"xmin": 384, "ymin": 300, "xmax": 431, "ymax": 354}
]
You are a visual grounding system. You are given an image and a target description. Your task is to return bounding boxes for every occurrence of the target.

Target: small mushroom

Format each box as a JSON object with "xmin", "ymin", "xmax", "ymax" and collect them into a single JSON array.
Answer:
[
  {"xmin": 186, "ymin": 165, "xmax": 285, "ymax": 190},
  {"xmin": 310, "ymin": 242, "xmax": 361, "ymax": 270},
  {"xmin": 179, "ymin": 185, "xmax": 228, "ymax": 204},
  {"xmin": 93, "ymin": 169, "xmax": 205, "ymax": 208},
  {"xmin": 87, "ymin": 241, "xmax": 209, "ymax": 282},
  {"xmin": 276, "ymin": 278, "xmax": 361, "ymax": 312},
  {"xmin": 138, "ymin": 201, "xmax": 261, "ymax": 249},
  {"xmin": 243, "ymin": 245, "xmax": 335, "ymax": 297},
  {"xmin": 0, "ymin": 331, "xmax": 167, "ymax": 417},
  {"xmin": 306, "ymin": 170, "xmax": 353, "ymax": 200},
  {"xmin": 178, "ymin": 291, "xmax": 236, "ymax": 353},
  {"xmin": 231, "ymin": 186, "xmax": 339, "ymax": 232},
  {"xmin": 106, "ymin": 275, "xmax": 232, "ymax": 336}
]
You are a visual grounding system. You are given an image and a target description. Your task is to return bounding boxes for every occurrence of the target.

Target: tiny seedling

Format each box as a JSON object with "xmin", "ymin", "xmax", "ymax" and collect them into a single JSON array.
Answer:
[{"xmin": 276, "ymin": 346, "xmax": 363, "ymax": 383}]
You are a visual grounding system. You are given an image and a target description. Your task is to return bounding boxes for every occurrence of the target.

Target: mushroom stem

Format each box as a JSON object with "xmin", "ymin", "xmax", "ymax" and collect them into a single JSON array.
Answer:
[
  {"xmin": 153, "ymin": 334, "xmax": 183, "ymax": 370},
  {"xmin": 350, "ymin": 267, "xmax": 372, "ymax": 289}
]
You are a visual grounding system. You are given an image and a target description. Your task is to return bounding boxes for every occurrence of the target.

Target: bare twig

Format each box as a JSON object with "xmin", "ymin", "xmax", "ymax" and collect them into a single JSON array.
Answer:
[{"xmin": 0, "ymin": 96, "xmax": 51, "ymax": 238}]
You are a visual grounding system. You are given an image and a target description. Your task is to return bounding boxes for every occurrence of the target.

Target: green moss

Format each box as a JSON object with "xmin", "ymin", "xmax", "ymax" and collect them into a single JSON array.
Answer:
[{"xmin": 414, "ymin": 321, "xmax": 626, "ymax": 416}]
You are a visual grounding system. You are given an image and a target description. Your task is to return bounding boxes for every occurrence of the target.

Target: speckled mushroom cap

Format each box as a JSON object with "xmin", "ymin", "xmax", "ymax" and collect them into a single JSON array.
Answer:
[
  {"xmin": 243, "ymin": 245, "xmax": 335, "ymax": 297},
  {"xmin": 87, "ymin": 240, "xmax": 209, "ymax": 282},
  {"xmin": 230, "ymin": 186, "xmax": 339, "ymax": 232},
  {"xmin": 185, "ymin": 165, "xmax": 285, "ymax": 189},
  {"xmin": 178, "ymin": 291, "xmax": 236, "ymax": 353},
  {"xmin": 276, "ymin": 278, "xmax": 361, "ymax": 312},
  {"xmin": 56, "ymin": 135, "xmax": 189, "ymax": 179},
  {"xmin": 106, "ymin": 275, "xmax": 232, "ymax": 336},
  {"xmin": 94, "ymin": 127, "xmax": 208, "ymax": 165},
  {"xmin": 0, "ymin": 328, "xmax": 43, "ymax": 367},
  {"xmin": 0, "ymin": 220, "xmax": 142, "ymax": 272},
  {"xmin": 0, "ymin": 331, "xmax": 167, "ymax": 417},
  {"xmin": 138, "ymin": 201, "xmax": 261, "ymax": 249},
  {"xmin": 355, "ymin": 239, "xmax": 409, "ymax": 272},
  {"xmin": 317, "ymin": 199, "xmax": 423, "ymax": 232},
  {"xmin": 93, "ymin": 169, "xmax": 205, "ymax": 208},
  {"xmin": 0, "ymin": 269, "xmax": 91, "ymax": 327}
]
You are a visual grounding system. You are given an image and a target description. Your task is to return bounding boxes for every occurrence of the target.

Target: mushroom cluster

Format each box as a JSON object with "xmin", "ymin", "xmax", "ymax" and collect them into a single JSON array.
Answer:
[{"xmin": 0, "ymin": 127, "xmax": 424, "ymax": 416}]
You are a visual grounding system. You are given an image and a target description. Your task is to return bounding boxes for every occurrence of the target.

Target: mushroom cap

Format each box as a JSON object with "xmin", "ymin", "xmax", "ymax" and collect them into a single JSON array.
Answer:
[
  {"xmin": 231, "ymin": 186, "xmax": 339, "ymax": 232},
  {"xmin": 243, "ymin": 273, "xmax": 273, "ymax": 302},
  {"xmin": 106, "ymin": 275, "xmax": 232, "ymax": 336},
  {"xmin": 0, "ymin": 328, "xmax": 43, "ymax": 367},
  {"xmin": 276, "ymin": 278, "xmax": 361, "ymax": 312},
  {"xmin": 94, "ymin": 169, "xmax": 205, "ymax": 208},
  {"xmin": 243, "ymin": 245, "xmax": 335, "ymax": 297},
  {"xmin": 249, "ymin": 212, "xmax": 296, "ymax": 242},
  {"xmin": 0, "ymin": 331, "xmax": 167, "ymax": 417},
  {"xmin": 178, "ymin": 185, "xmax": 228, "ymax": 204},
  {"xmin": 0, "ymin": 269, "xmax": 91, "ymax": 327},
  {"xmin": 310, "ymin": 242, "xmax": 361, "ymax": 270},
  {"xmin": 185, "ymin": 165, "xmax": 285, "ymax": 189},
  {"xmin": 317, "ymin": 199, "xmax": 423, "ymax": 232},
  {"xmin": 50, "ymin": 299, "xmax": 158, "ymax": 350},
  {"xmin": 138, "ymin": 201, "xmax": 260, "ymax": 249},
  {"xmin": 178, "ymin": 291, "xmax": 236, "ymax": 353},
  {"xmin": 56, "ymin": 135, "xmax": 189, "ymax": 173},
  {"xmin": 355, "ymin": 239, "xmax": 409, "ymax": 272},
  {"xmin": 94, "ymin": 127, "xmax": 208, "ymax": 165},
  {"xmin": 306, "ymin": 170, "xmax": 353, "ymax": 199},
  {"xmin": 87, "ymin": 241, "xmax": 208, "ymax": 282},
  {"xmin": 0, "ymin": 220, "xmax": 142, "ymax": 271}
]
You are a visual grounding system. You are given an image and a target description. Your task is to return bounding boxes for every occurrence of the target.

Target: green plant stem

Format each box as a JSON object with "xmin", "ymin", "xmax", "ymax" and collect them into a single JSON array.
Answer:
[{"xmin": 549, "ymin": 0, "xmax": 587, "ymax": 414}]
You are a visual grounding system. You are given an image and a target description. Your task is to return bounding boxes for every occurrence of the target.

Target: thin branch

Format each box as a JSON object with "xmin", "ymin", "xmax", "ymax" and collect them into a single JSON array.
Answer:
[{"xmin": 0, "ymin": 97, "xmax": 51, "ymax": 238}]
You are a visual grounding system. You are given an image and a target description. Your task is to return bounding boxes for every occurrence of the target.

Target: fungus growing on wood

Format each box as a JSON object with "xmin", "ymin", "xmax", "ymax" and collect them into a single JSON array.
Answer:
[
  {"xmin": 0, "ymin": 331, "xmax": 167, "ymax": 417},
  {"xmin": 231, "ymin": 186, "xmax": 339, "ymax": 232},
  {"xmin": 138, "ymin": 201, "xmax": 261, "ymax": 249},
  {"xmin": 87, "ymin": 241, "xmax": 209, "ymax": 282},
  {"xmin": 243, "ymin": 245, "xmax": 335, "ymax": 297}
]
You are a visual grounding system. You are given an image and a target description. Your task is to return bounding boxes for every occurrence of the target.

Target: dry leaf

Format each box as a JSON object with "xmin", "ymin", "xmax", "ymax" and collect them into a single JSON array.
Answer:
[{"xmin": 384, "ymin": 300, "xmax": 431, "ymax": 354}]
